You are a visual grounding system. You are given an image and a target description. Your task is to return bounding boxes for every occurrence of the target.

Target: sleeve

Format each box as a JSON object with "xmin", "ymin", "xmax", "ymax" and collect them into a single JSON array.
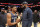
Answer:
[
  {"xmin": 37, "ymin": 13, "xmax": 39, "ymax": 21},
  {"xmin": 27, "ymin": 9, "xmax": 33, "ymax": 21}
]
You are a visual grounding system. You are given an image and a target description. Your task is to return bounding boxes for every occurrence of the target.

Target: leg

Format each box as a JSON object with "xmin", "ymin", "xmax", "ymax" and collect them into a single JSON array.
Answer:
[
  {"xmin": 27, "ymin": 21, "xmax": 32, "ymax": 27},
  {"xmin": 22, "ymin": 21, "xmax": 28, "ymax": 27},
  {"xmin": 27, "ymin": 24, "xmax": 31, "ymax": 27},
  {"xmin": 34, "ymin": 23, "xmax": 37, "ymax": 27},
  {"xmin": 22, "ymin": 24, "xmax": 27, "ymax": 27},
  {"xmin": 27, "ymin": 22, "xmax": 32, "ymax": 27}
]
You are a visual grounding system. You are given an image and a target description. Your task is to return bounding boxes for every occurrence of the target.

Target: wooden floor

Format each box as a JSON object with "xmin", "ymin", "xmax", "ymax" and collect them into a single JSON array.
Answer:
[{"xmin": 18, "ymin": 22, "xmax": 40, "ymax": 27}]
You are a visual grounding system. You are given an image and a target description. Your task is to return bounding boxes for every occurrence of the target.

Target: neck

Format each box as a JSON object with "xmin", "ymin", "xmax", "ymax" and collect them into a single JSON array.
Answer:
[{"xmin": 12, "ymin": 11, "xmax": 15, "ymax": 14}]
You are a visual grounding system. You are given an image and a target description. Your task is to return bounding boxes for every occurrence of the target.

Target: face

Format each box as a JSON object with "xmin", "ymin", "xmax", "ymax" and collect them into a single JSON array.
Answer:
[
  {"xmin": 12, "ymin": 6, "xmax": 17, "ymax": 12},
  {"xmin": 34, "ymin": 10, "xmax": 37, "ymax": 13},
  {"xmin": 1, "ymin": 9, "xmax": 5, "ymax": 12},
  {"xmin": 1, "ymin": 9, "xmax": 5, "ymax": 14},
  {"xmin": 22, "ymin": 4, "xmax": 27, "ymax": 7},
  {"xmin": 21, "ymin": 4, "xmax": 27, "ymax": 9}
]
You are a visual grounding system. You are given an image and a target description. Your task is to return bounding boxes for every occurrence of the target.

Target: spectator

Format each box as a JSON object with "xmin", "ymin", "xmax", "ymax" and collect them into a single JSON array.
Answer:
[
  {"xmin": 33, "ymin": 10, "xmax": 39, "ymax": 27},
  {"xmin": 21, "ymin": 1, "xmax": 33, "ymax": 27},
  {"xmin": 0, "ymin": 8, "xmax": 7, "ymax": 27},
  {"xmin": 38, "ymin": 10, "xmax": 40, "ymax": 23}
]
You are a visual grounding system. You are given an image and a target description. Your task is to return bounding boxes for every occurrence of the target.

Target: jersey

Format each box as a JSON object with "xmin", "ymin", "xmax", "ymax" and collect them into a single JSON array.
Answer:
[{"xmin": 9, "ymin": 13, "xmax": 18, "ymax": 27}]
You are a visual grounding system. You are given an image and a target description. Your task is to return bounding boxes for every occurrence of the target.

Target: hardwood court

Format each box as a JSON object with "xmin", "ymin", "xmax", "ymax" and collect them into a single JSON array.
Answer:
[{"xmin": 18, "ymin": 22, "xmax": 40, "ymax": 27}]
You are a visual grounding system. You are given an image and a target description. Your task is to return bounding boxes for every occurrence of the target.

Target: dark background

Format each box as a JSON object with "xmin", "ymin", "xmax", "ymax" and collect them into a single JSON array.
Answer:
[
  {"xmin": 0, "ymin": 0, "xmax": 40, "ymax": 12},
  {"xmin": 0, "ymin": 0, "xmax": 40, "ymax": 4}
]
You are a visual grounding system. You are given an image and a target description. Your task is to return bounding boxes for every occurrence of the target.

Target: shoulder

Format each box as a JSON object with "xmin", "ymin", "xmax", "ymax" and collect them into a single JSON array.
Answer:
[
  {"xmin": 28, "ymin": 8, "xmax": 32, "ymax": 11},
  {"xmin": 7, "ymin": 13, "xmax": 11, "ymax": 17},
  {"xmin": 27, "ymin": 7, "xmax": 32, "ymax": 12},
  {"xmin": 26, "ymin": 7, "xmax": 32, "ymax": 11},
  {"xmin": 0, "ymin": 12, "xmax": 1, "ymax": 14}
]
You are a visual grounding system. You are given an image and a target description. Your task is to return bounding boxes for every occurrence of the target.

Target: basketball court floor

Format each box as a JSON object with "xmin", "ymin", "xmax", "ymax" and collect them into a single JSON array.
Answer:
[{"xmin": 18, "ymin": 22, "xmax": 40, "ymax": 27}]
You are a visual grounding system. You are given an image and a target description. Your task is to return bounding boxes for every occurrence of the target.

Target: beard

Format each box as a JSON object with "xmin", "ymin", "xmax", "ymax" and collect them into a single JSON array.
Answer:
[
  {"xmin": 1, "ymin": 11, "xmax": 5, "ymax": 14},
  {"xmin": 21, "ymin": 6, "xmax": 26, "ymax": 12},
  {"xmin": 23, "ymin": 6, "xmax": 26, "ymax": 9}
]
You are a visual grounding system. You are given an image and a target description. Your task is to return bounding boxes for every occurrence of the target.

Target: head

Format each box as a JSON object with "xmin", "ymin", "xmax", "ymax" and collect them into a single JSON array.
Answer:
[
  {"xmin": 1, "ymin": 8, "xmax": 5, "ymax": 12},
  {"xmin": 8, "ymin": 6, "xmax": 11, "ymax": 11},
  {"xmin": 11, "ymin": 5, "xmax": 17, "ymax": 12},
  {"xmin": 34, "ymin": 10, "xmax": 38, "ymax": 13},
  {"xmin": 1, "ymin": 8, "xmax": 5, "ymax": 14},
  {"xmin": 21, "ymin": 1, "xmax": 28, "ymax": 8}
]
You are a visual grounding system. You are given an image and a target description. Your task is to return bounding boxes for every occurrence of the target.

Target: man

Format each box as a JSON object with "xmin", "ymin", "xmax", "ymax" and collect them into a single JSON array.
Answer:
[
  {"xmin": 7, "ymin": 5, "xmax": 20, "ymax": 27},
  {"xmin": 21, "ymin": 1, "xmax": 33, "ymax": 27},
  {"xmin": 7, "ymin": 6, "xmax": 12, "ymax": 13},
  {"xmin": 38, "ymin": 10, "xmax": 40, "ymax": 23},
  {"xmin": 33, "ymin": 10, "xmax": 39, "ymax": 27},
  {"xmin": 0, "ymin": 8, "xmax": 7, "ymax": 27}
]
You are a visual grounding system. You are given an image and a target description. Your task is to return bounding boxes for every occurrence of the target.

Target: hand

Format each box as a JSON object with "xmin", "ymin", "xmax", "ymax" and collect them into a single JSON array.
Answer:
[
  {"xmin": 5, "ymin": 24, "xmax": 8, "ymax": 26},
  {"xmin": 20, "ymin": 13, "xmax": 22, "ymax": 17}
]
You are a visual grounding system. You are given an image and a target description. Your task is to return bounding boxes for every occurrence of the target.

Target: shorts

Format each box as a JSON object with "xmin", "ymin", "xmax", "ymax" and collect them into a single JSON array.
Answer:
[{"xmin": 9, "ymin": 25, "xmax": 16, "ymax": 27}]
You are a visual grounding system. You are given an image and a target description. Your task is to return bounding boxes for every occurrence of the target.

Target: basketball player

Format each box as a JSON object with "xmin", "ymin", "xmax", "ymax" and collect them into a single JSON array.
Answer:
[{"xmin": 7, "ymin": 5, "xmax": 21, "ymax": 27}]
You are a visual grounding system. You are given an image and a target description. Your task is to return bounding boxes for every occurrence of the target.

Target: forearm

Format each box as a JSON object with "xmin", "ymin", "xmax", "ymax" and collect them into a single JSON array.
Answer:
[
  {"xmin": 10, "ymin": 19, "xmax": 20, "ymax": 26},
  {"xmin": 16, "ymin": 19, "xmax": 21, "ymax": 23},
  {"xmin": 8, "ymin": 22, "xmax": 17, "ymax": 26},
  {"xmin": 11, "ymin": 19, "xmax": 21, "ymax": 25}
]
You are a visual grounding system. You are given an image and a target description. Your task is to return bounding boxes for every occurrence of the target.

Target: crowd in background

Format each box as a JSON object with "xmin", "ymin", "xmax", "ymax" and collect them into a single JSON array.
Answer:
[
  {"xmin": 0, "ymin": 6, "xmax": 40, "ymax": 27},
  {"xmin": 0, "ymin": 1, "xmax": 40, "ymax": 27}
]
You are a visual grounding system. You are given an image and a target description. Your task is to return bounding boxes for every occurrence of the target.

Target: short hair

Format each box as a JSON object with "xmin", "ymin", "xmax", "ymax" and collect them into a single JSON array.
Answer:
[{"xmin": 11, "ymin": 5, "xmax": 16, "ymax": 8}]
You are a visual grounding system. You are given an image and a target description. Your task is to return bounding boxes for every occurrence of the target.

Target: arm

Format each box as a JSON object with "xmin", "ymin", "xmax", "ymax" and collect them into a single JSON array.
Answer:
[
  {"xmin": 7, "ymin": 13, "xmax": 21, "ymax": 26},
  {"xmin": 7, "ymin": 13, "xmax": 17, "ymax": 26},
  {"xmin": 27, "ymin": 9, "xmax": 33, "ymax": 21},
  {"xmin": 16, "ymin": 16, "xmax": 21, "ymax": 23}
]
